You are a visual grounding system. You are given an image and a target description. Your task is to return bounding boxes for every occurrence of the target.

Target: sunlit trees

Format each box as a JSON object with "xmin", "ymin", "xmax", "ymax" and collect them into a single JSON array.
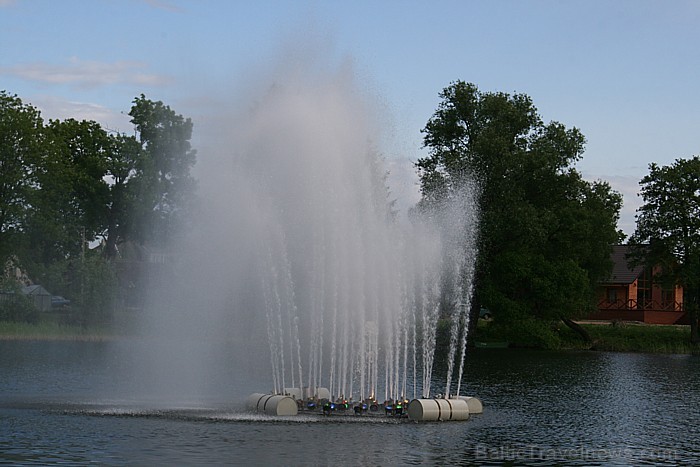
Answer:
[
  {"xmin": 417, "ymin": 81, "xmax": 623, "ymax": 342},
  {"xmin": 629, "ymin": 157, "xmax": 700, "ymax": 345}
]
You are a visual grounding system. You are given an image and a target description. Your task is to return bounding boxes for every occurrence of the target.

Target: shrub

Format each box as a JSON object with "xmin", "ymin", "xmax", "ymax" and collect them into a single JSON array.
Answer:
[
  {"xmin": 0, "ymin": 293, "xmax": 39, "ymax": 324},
  {"xmin": 480, "ymin": 306, "xmax": 563, "ymax": 349}
]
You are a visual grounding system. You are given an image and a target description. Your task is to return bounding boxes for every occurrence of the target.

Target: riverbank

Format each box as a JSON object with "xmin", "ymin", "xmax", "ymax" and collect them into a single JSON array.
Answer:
[
  {"xmin": 2, "ymin": 318, "xmax": 698, "ymax": 354},
  {"xmin": 0, "ymin": 321, "xmax": 115, "ymax": 341},
  {"xmin": 576, "ymin": 321, "xmax": 696, "ymax": 354},
  {"xmin": 475, "ymin": 319, "xmax": 699, "ymax": 354}
]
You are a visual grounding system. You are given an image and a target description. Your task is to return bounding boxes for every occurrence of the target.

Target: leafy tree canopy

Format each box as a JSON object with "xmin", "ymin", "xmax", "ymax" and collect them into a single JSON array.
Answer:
[
  {"xmin": 128, "ymin": 95, "xmax": 197, "ymax": 246},
  {"xmin": 417, "ymin": 81, "xmax": 623, "ymax": 330},
  {"xmin": 0, "ymin": 92, "xmax": 43, "ymax": 260},
  {"xmin": 0, "ymin": 91, "xmax": 197, "ymax": 323},
  {"xmin": 24, "ymin": 118, "xmax": 111, "ymax": 264},
  {"xmin": 629, "ymin": 156, "xmax": 700, "ymax": 343}
]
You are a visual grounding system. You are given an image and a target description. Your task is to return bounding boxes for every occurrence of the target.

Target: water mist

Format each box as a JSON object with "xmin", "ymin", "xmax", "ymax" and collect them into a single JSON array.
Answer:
[{"xmin": 119, "ymin": 52, "xmax": 480, "ymax": 407}]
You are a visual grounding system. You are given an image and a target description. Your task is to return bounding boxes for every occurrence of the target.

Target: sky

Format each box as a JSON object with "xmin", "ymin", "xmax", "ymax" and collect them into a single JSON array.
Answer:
[{"xmin": 1, "ymin": 0, "xmax": 699, "ymax": 235}]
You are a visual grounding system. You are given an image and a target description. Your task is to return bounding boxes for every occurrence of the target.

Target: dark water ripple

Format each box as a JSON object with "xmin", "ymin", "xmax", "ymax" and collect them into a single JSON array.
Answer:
[{"xmin": 1, "ymin": 342, "xmax": 699, "ymax": 465}]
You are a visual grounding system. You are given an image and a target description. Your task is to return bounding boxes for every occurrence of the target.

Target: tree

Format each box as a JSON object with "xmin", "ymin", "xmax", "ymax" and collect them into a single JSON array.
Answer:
[
  {"xmin": 0, "ymin": 91, "xmax": 197, "ymax": 323},
  {"xmin": 128, "ymin": 95, "xmax": 196, "ymax": 247},
  {"xmin": 24, "ymin": 118, "xmax": 111, "ymax": 265},
  {"xmin": 103, "ymin": 133, "xmax": 141, "ymax": 259},
  {"xmin": 417, "ymin": 81, "xmax": 623, "ymax": 341},
  {"xmin": 629, "ymin": 157, "xmax": 700, "ymax": 345},
  {"xmin": 0, "ymin": 92, "xmax": 43, "ymax": 261}
]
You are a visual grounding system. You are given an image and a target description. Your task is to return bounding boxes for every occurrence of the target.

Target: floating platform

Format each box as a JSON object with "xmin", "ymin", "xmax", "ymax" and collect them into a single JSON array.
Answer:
[{"xmin": 247, "ymin": 391, "xmax": 482, "ymax": 422}]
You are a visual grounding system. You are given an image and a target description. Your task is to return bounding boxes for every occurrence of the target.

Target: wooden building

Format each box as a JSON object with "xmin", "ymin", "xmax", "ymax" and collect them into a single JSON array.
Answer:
[{"xmin": 594, "ymin": 245, "xmax": 687, "ymax": 324}]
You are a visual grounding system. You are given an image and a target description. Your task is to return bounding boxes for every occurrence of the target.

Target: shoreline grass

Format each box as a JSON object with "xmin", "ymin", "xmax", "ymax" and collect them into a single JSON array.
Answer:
[
  {"xmin": 3, "ymin": 317, "xmax": 698, "ymax": 354},
  {"xmin": 475, "ymin": 318, "xmax": 700, "ymax": 355},
  {"xmin": 0, "ymin": 320, "xmax": 115, "ymax": 342},
  {"xmin": 577, "ymin": 322, "xmax": 696, "ymax": 354}
]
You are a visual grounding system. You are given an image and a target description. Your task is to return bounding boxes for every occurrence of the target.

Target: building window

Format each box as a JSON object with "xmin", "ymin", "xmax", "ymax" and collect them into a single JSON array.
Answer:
[
  {"xmin": 637, "ymin": 268, "xmax": 652, "ymax": 309},
  {"xmin": 662, "ymin": 289, "xmax": 676, "ymax": 310}
]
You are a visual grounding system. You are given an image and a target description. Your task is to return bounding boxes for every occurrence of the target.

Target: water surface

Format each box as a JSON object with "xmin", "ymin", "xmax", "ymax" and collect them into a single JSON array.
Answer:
[{"xmin": 1, "ymin": 341, "xmax": 698, "ymax": 465}]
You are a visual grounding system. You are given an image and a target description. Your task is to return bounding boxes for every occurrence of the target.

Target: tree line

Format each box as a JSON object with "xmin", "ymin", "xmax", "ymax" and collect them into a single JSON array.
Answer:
[
  {"xmin": 629, "ymin": 158, "xmax": 700, "ymax": 344},
  {"xmin": 417, "ymin": 81, "xmax": 699, "ymax": 346},
  {"xmin": 0, "ymin": 91, "xmax": 196, "ymax": 323},
  {"xmin": 2, "ymin": 82, "xmax": 698, "ymax": 345}
]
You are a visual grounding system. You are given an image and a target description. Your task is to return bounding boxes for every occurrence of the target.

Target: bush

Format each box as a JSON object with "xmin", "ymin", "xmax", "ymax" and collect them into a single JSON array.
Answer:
[
  {"xmin": 505, "ymin": 317, "xmax": 562, "ymax": 349},
  {"xmin": 24, "ymin": 254, "xmax": 118, "ymax": 326},
  {"xmin": 0, "ymin": 294, "xmax": 39, "ymax": 324},
  {"xmin": 477, "ymin": 307, "xmax": 563, "ymax": 349}
]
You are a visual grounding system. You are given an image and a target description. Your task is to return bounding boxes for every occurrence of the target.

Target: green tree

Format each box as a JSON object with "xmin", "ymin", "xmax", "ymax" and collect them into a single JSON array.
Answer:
[
  {"xmin": 418, "ymin": 81, "xmax": 623, "ymax": 341},
  {"xmin": 0, "ymin": 92, "xmax": 43, "ymax": 261},
  {"xmin": 103, "ymin": 133, "xmax": 141, "ymax": 259},
  {"xmin": 65, "ymin": 252, "xmax": 118, "ymax": 326},
  {"xmin": 16, "ymin": 118, "xmax": 120, "ymax": 320},
  {"xmin": 24, "ymin": 119, "xmax": 110, "ymax": 266},
  {"xmin": 629, "ymin": 157, "xmax": 700, "ymax": 345},
  {"xmin": 128, "ymin": 95, "xmax": 196, "ymax": 247}
]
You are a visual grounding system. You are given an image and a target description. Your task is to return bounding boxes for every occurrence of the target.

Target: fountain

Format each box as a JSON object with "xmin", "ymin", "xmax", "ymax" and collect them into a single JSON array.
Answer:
[
  {"xmin": 126, "ymin": 52, "xmax": 481, "ymax": 421},
  {"xmin": 221, "ymin": 61, "xmax": 483, "ymax": 421}
]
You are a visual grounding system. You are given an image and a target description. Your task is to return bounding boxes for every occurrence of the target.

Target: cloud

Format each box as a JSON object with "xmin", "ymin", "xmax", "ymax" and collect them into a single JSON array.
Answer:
[
  {"xmin": 0, "ymin": 57, "xmax": 170, "ymax": 89},
  {"xmin": 31, "ymin": 95, "xmax": 133, "ymax": 133}
]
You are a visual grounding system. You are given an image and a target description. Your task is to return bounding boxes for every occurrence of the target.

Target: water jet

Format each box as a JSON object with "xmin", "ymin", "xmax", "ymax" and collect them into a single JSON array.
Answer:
[
  {"xmin": 130, "ymin": 52, "xmax": 484, "ymax": 420},
  {"xmin": 224, "ymin": 58, "xmax": 483, "ymax": 422}
]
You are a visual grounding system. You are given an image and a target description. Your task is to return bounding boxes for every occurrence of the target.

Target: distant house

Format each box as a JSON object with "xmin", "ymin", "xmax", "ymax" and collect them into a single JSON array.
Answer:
[
  {"xmin": 593, "ymin": 245, "xmax": 687, "ymax": 325},
  {"xmin": 21, "ymin": 285, "xmax": 52, "ymax": 312}
]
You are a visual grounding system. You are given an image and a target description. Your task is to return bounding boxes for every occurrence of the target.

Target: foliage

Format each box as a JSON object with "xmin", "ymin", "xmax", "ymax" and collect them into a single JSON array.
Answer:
[
  {"xmin": 584, "ymin": 323, "xmax": 694, "ymax": 354},
  {"xmin": 128, "ymin": 95, "xmax": 197, "ymax": 247},
  {"xmin": 476, "ymin": 318, "xmax": 696, "ymax": 353},
  {"xmin": 71, "ymin": 253, "xmax": 118, "ymax": 325},
  {"xmin": 417, "ymin": 81, "xmax": 623, "ymax": 328},
  {"xmin": 24, "ymin": 250, "xmax": 118, "ymax": 326},
  {"xmin": 23, "ymin": 119, "xmax": 111, "ymax": 265},
  {"xmin": 476, "ymin": 311, "xmax": 563, "ymax": 350},
  {"xmin": 0, "ymin": 297, "xmax": 39, "ymax": 324},
  {"xmin": 0, "ymin": 92, "xmax": 43, "ymax": 262},
  {"xmin": 0, "ymin": 278, "xmax": 39, "ymax": 324},
  {"xmin": 629, "ymin": 156, "xmax": 700, "ymax": 344},
  {"xmin": 0, "ymin": 90, "xmax": 196, "ymax": 323},
  {"xmin": 103, "ymin": 133, "xmax": 141, "ymax": 258}
]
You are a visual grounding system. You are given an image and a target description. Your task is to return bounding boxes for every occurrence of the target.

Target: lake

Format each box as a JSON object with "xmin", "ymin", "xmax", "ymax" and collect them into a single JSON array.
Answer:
[{"xmin": 1, "ymin": 340, "xmax": 699, "ymax": 465}]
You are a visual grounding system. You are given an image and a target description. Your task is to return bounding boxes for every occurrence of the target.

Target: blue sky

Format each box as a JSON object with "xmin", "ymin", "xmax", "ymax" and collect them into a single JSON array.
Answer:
[{"xmin": 2, "ymin": 0, "xmax": 699, "ymax": 234}]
